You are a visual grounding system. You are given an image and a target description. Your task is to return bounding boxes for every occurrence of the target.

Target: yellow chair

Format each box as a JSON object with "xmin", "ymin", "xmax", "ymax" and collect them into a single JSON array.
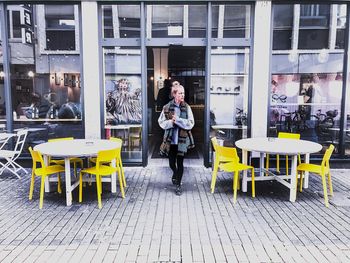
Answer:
[
  {"xmin": 89, "ymin": 137, "xmax": 126, "ymax": 188},
  {"xmin": 79, "ymin": 148, "xmax": 124, "ymax": 209},
  {"xmin": 211, "ymin": 137, "xmax": 255, "ymax": 203},
  {"xmin": 48, "ymin": 137, "xmax": 84, "ymax": 177},
  {"xmin": 296, "ymin": 144, "xmax": 334, "ymax": 207},
  {"xmin": 266, "ymin": 132, "xmax": 302, "ymax": 175},
  {"xmin": 28, "ymin": 147, "xmax": 65, "ymax": 209},
  {"xmin": 211, "ymin": 137, "xmax": 238, "ymax": 193}
]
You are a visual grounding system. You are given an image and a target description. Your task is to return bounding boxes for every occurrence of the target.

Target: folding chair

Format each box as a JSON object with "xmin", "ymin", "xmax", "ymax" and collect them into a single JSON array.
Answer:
[
  {"xmin": 0, "ymin": 133, "xmax": 16, "ymax": 150},
  {"xmin": 0, "ymin": 129, "xmax": 28, "ymax": 178}
]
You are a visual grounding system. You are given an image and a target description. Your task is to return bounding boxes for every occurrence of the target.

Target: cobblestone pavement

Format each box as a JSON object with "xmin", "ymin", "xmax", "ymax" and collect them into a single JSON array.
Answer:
[{"xmin": 0, "ymin": 166, "xmax": 350, "ymax": 262}]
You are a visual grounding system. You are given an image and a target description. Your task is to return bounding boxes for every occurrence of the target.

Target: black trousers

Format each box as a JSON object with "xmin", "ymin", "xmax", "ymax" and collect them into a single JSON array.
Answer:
[{"xmin": 169, "ymin": 144, "xmax": 184, "ymax": 185}]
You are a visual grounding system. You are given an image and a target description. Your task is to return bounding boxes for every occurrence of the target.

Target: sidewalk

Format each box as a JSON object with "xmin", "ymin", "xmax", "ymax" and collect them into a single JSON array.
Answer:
[{"xmin": 0, "ymin": 166, "xmax": 350, "ymax": 262}]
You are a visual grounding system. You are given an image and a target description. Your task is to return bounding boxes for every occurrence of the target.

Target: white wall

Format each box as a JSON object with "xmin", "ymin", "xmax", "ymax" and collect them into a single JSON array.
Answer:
[
  {"xmin": 251, "ymin": 1, "xmax": 272, "ymax": 138},
  {"xmin": 81, "ymin": 2, "xmax": 101, "ymax": 139}
]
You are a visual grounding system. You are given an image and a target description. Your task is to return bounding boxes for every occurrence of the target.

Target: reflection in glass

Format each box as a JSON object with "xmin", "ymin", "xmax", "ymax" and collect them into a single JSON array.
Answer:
[
  {"xmin": 45, "ymin": 5, "xmax": 76, "ymax": 50},
  {"xmin": 188, "ymin": 5, "xmax": 206, "ymax": 38},
  {"xmin": 147, "ymin": 5, "xmax": 207, "ymax": 38},
  {"xmin": 7, "ymin": 4, "xmax": 83, "ymax": 155},
  {"xmin": 345, "ymin": 75, "xmax": 350, "ymax": 155},
  {"xmin": 103, "ymin": 47, "xmax": 142, "ymax": 162},
  {"xmin": 272, "ymin": 5, "xmax": 293, "ymax": 50},
  {"xmin": 212, "ymin": 5, "xmax": 251, "ymax": 38},
  {"xmin": 102, "ymin": 5, "xmax": 140, "ymax": 38},
  {"xmin": 271, "ymin": 4, "xmax": 347, "ymax": 155},
  {"xmin": 0, "ymin": 6, "xmax": 5, "ymax": 125},
  {"xmin": 150, "ymin": 5, "xmax": 184, "ymax": 38},
  {"xmin": 299, "ymin": 3, "xmax": 330, "ymax": 49},
  {"xmin": 210, "ymin": 47, "xmax": 250, "ymax": 156}
]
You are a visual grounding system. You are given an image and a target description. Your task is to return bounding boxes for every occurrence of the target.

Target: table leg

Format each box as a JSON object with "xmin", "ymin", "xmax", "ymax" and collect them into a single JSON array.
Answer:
[
  {"xmin": 259, "ymin": 152, "xmax": 264, "ymax": 176},
  {"xmin": 303, "ymin": 154, "xmax": 310, "ymax": 188},
  {"xmin": 242, "ymin": 150, "xmax": 248, "ymax": 192},
  {"xmin": 65, "ymin": 157, "xmax": 73, "ymax": 206},
  {"xmin": 44, "ymin": 155, "xmax": 51, "ymax": 193},
  {"xmin": 111, "ymin": 159, "xmax": 117, "ymax": 193},
  {"xmin": 289, "ymin": 155, "xmax": 297, "ymax": 202}
]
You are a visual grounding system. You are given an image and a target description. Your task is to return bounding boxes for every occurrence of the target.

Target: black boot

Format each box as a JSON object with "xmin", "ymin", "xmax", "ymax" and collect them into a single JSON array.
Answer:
[
  {"xmin": 172, "ymin": 173, "xmax": 178, "ymax": 185},
  {"xmin": 175, "ymin": 185, "xmax": 182, "ymax": 196}
]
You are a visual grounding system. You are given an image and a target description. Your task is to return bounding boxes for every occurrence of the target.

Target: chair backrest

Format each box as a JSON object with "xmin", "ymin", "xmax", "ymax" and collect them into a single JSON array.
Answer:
[
  {"xmin": 278, "ymin": 132, "xmax": 300, "ymax": 140},
  {"xmin": 321, "ymin": 144, "xmax": 335, "ymax": 169},
  {"xmin": 48, "ymin": 137, "xmax": 74, "ymax": 142},
  {"xmin": 96, "ymin": 148, "xmax": 118, "ymax": 168},
  {"xmin": 217, "ymin": 144, "xmax": 240, "ymax": 162},
  {"xmin": 110, "ymin": 137, "xmax": 122, "ymax": 147},
  {"xmin": 211, "ymin": 137, "xmax": 218, "ymax": 151},
  {"xmin": 14, "ymin": 129, "xmax": 28, "ymax": 155},
  {"xmin": 110, "ymin": 137, "xmax": 123, "ymax": 155},
  {"xmin": 0, "ymin": 135, "xmax": 12, "ymax": 150},
  {"xmin": 28, "ymin": 146, "xmax": 45, "ymax": 168}
]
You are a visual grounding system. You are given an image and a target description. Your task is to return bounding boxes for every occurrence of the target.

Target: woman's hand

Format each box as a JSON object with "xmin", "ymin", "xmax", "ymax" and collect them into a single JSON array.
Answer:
[{"xmin": 172, "ymin": 114, "xmax": 177, "ymax": 123}]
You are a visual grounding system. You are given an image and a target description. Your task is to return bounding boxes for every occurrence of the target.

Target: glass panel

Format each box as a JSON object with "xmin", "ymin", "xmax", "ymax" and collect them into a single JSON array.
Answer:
[
  {"xmin": 336, "ymin": 5, "xmax": 347, "ymax": 49},
  {"xmin": 272, "ymin": 5, "xmax": 293, "ymax": 50},
  {"xmin": 7, "ymin": 4, "xmax": 83, "ymax": 155},
  {"xmin": 102, "ymin": 5, "xmax": 141, "ymax": 38},
  {"xmin": 299, "ymin": 4, "xmax": 330, "ymax": 49},
  {"xmin": 45, "ymin": 5, "xmax": 76, "ymax": 50},
  {"xmin": 147, "ymin": 5, "xmax": 206, "ymax": 39},
  {"xmin": 0, "ymin": 5, "xmax": 6, "ymax": 129},
  {"xmin": 345, "ymin": 75, "xmax": 350, "ymax": 155},
  {"xmin": 212, "ymin": 5, "xmax": 251, "ymax": 38},
  {"xmin": 150, "ymin": 5, "xmax": 184, "ymax": 38},
  {"xmin": 271, "ymin": 4, "xmax": 347, "ymax": 155},
  {"xmin": 210, "ymin": 47, "xmax": 250, "ymax": 161},
  {"xmin": 103, "ymin": 47, "xmax": 142, "ymax": 163},
  {"xmin": 188, "ymin": 5, "xmax": 206, "ymax": 38}
]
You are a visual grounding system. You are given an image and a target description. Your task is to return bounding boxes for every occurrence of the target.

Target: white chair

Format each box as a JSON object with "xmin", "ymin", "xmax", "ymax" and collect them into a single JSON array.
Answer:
[
  {"xmin": 0, "ymin": 133, "xmax": 16, "ymax": 150},
  {"xmin": 0, "ymin": 129, "xmax": 28, "ymax": 178}
]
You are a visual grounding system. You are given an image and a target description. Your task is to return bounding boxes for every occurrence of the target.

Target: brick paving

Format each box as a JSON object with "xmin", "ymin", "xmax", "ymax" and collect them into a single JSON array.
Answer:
[{"xmin": 0, "ymin": 166, "xmax": 350, "ymax": 262}]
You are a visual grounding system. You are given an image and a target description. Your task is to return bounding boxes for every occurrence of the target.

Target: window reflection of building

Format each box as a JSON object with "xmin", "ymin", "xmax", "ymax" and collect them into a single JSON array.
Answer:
[
  {"xmin": 7, "ymin": 6, "xmax": 22, "ymax": 39},
  {"xmin": 102, "ymin": 5, "xmax": 141, "ymax": 39},
  {"xmin": 6, "ymin": 4, "xmax": 83, "ymax": 154},
  {"xmin": 0, "ymin": 7, "xmax": 5, "ymax": 121},
  {"xmin": 45, "ymin": 5, "xmax": 76, "ymax": 51},
  {"xmin": 270, "ymin": 3, "xmax": 346, "ymax": 153}
]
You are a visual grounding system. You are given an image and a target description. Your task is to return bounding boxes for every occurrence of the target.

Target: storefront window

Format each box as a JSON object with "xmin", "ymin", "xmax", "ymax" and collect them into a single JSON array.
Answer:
[
  {"xmin": 210, "ymin": 47, "xmax": 250, "ymax": 155},
  {"xmin": 0, "ymin": 5, "xmax": 6, "ymax": 129},
  {"xmin": 102, "ymin": 5, "xmax": 140, "ymax": 38},
  {"xmin": 103, "ymin": 47, "xmax": 142, "ymax": 162},
  {"xmin": 147, "ymin": 5, "xmax": 206, "ymax": 38},
  {"xmin": 7, "ymin": 4, "xmax": 83, "ymax": 154},
  {"xmin": 346, "ymin": 77, "xmax": 350, "ymax": 155},
  {"xmin": 212, "ymin": 5, "xmax": 251, "ymax": 38},
  {"xmin": 269, "ymin": 4, "xmax": 346, "ymax": 155}
]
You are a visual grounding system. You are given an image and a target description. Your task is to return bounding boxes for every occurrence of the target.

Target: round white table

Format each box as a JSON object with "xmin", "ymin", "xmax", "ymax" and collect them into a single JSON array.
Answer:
[
  {"xmin": 34, "ymin": 139, "xmax": 120, "ymax": 206},
  {"xmin": 235, "ymin": 137, "xmax": 322, "ymax": 202}
]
